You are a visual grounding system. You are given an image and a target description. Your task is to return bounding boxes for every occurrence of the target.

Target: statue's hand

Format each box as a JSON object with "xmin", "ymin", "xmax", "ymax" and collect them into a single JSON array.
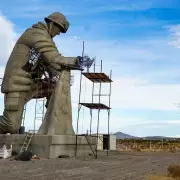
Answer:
[
  {"xmin": 76, "ymin": 56, "xmax": 83, "ymax": 66},
  {"xmin": 61, "ymin": 56, "xmax": 83, "ymax": 70},
  {"xmin": 49, "ymin": 56, "xmax": 84, "ymax": 71}
]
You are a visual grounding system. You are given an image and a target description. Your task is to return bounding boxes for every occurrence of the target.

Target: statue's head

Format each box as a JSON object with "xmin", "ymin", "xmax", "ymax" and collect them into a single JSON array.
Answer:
[{"xmin": 45, "ymin": 12, "xmax": 69, "ymax": 37}]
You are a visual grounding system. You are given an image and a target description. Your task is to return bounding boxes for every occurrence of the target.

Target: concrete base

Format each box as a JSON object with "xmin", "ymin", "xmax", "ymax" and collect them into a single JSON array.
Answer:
[{"xmin": 0, "ymin": 134, "xmax": 96, "ymax": 159}]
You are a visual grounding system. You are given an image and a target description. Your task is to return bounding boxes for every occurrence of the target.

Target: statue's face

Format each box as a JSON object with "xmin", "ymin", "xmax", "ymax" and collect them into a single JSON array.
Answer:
[{"xmin": 51, "ymin": 24, "xmax": 62, "ymax": 38}]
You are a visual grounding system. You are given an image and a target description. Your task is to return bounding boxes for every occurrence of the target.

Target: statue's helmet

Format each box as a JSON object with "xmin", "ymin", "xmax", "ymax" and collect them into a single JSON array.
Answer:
[{"xmin": 44, "ymin": 12, "xmax": 69, "ymax": 33}]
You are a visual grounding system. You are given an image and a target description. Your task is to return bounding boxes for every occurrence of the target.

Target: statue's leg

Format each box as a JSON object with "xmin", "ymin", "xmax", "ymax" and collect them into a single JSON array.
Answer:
[
  {"xmin": 0, "ymin": 92, "xmax": 28, "ymax": 134},
  {"xmin": 0, "ymin": 78, "xmax": 56, "ymax": 134},
  {"xmin": 0, "ymin": 81, "xmax": 43, "ymax": 134}
]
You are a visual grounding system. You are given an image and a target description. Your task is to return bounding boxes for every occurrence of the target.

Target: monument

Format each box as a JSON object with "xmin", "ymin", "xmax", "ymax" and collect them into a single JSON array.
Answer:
[{"xmin": 0, "ymin": 12, "xmax": 96, "ymax": 158}]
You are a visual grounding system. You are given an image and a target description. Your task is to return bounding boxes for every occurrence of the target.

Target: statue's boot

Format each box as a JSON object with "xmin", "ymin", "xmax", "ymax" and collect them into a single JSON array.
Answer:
[
  {"xmin": 0, "ymin": 115, "xmax": 11, "ymax": 134},
  {"xmin": 0, "ymin": 111, "xmax": 21, "ymax": 134}
]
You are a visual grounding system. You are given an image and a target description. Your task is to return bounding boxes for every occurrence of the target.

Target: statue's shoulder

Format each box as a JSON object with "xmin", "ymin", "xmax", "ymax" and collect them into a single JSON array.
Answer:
[
  {"xmin": 18, "ymin": 22, "xmax": 56, "ymax": 50},
  {"xmin": 23, "ymin": 22, "xmax": 51, "ymax": 41}
]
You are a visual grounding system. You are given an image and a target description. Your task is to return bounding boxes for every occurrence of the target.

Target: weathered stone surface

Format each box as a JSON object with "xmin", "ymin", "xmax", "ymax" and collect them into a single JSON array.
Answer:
[
  {"xmin": 0, "ymin": 134, "xmax": 96, "ymax": 158},
  {"xmin": 38, "ymin": 69, "xmax": 74, "ymax": 135}
]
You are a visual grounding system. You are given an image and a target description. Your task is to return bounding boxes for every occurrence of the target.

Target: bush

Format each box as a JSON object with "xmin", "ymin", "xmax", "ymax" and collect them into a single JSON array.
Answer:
[
  {"xmin": 167, "ymin": 164, "xmax": 180, "ymax": 178},
  {"xmin": 146, "ymin": 175, "xmax": 175, "ymax": 180},
  {"xmin": 146, "ymin": 164, "xmax": 180, "ymax": 180},
  {"xmin": 169, "ymin": 146, "xmax": 176, "ymax": 153}
]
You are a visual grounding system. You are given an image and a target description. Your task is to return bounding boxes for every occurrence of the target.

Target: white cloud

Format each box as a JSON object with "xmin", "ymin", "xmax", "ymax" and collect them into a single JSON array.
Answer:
[
  {"xmin": 0, "ymin": 66, "xmax": 5, "ymax": 78},
  {"xmin": 73, "ymin": 111, "xmax": 180, "ymax": 135},
  {"xmin": 53, "ymin": 36, "xmax": 180, "ymax": 112},
  {"xmin": 55, "ymin": 36, "xmax": 162, "ymax": 64},
  {"xmin": 174, "ymin": 134, "xmax": 180, "ymax": 138},
  {"xmin": 70, "ymin": 73, "xmax": 180, "ymax": 111},
  {"xmin": 109, "ymin": 117, "xmax": 180, "ymax": 137},
  {"xmin": 166, "ymin": 120, "xmax": 180, "ymax": 124},
  {"xmin": 166, "ymin": 24, "xmax": 180, "ymax": 48},
  {"xmin": 112, "ymin": 81, "xmax": 180, "ymax": 110},
  {"xmin": 0, "ymin": 12, "xmax": 16, "ymax": 65}
]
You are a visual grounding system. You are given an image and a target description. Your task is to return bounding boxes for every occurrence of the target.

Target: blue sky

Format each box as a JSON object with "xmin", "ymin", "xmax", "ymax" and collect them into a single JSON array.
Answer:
[{"xmin": 1, "ymin": 0, "xmax": 180, "ymax": 137}]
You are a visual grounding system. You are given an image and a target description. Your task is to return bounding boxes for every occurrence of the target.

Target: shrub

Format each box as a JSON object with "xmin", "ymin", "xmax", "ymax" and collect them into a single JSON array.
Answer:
[{"xmin": 167, "ymin": 164, "xmax": 180, "ymax": 178}]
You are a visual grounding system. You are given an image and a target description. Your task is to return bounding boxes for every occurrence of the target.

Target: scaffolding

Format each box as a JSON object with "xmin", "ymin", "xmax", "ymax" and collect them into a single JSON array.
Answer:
[
  {"xmin": 75, "ymin": 60, "xmax": 113, "ymax": 158},
  {"xmin": 33, "ymin": 98, "xmax": 46, "ymax": 132}
]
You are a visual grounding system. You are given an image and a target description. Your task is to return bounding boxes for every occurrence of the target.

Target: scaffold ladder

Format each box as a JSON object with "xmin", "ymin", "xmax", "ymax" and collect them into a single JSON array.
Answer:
[
  {"xmin": 84, "ymin": 135, "xmax": 96, "ymax": 157},
  {"xmin": 20, "ymin": 131, "xmax": 34, "ymax": 152}
]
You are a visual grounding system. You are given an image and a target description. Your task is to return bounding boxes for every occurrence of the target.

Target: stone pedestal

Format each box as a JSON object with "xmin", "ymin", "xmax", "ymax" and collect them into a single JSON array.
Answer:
[{"xmin": 0, "ymin": 134, "xmax": 96, "ymax": 158}]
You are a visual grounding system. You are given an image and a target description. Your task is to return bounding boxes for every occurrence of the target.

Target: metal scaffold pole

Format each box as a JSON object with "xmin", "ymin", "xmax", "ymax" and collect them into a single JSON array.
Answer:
[
  {"xmin": 107, "ymin": 70, "xmax": 112, "ymax": 156},
  {"xmin": 95, "ymin": 60, "xmax": 103, "ymax": 158},
  {"xmin": 89, "ymin": 59, "xmax": 96, "ymax": 135},
  {"xmin": 34, "ymin": 98, "xmax": 46, "ymax": 132},
  {"xmin": 75, "ymin": 41, "xmax": 84, "ymax": 157}
]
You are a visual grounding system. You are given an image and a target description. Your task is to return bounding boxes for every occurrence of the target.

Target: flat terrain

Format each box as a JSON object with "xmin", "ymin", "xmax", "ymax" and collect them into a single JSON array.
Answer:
[{"xmin": 0, "ymin": 151, "xmax": 180, "ymax": 180}]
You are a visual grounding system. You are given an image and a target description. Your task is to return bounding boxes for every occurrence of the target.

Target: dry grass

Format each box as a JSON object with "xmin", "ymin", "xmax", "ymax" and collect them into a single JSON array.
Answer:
[
  {"xmin": 146, "ymin": 164, "xmax": 180, "ymax": 180},
  {"xmin": 167, "ymin": 164, "xmax": 180, "ymax": 178},
  {"xmin": 169, "ymin": 147, "xmax": 176, "ymax": 153},
  {"xmin": 146, "ymin": 175, "xmax": 175, "ymax": 180},
  {"xmin": 117, "ymin": 139, "xmax": 180, "ymax": 152}
]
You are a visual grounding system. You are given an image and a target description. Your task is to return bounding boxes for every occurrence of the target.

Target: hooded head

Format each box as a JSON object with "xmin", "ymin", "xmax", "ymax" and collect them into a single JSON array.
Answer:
[{"xmin": 44, "ymin": 12, "xmax": 69, "ymax": 37}]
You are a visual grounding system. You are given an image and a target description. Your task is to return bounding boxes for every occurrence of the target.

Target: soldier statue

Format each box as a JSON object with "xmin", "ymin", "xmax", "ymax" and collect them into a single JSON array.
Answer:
[{"xmin": 0, "ymin": 12, "xmax": 81, "ymax": 134}]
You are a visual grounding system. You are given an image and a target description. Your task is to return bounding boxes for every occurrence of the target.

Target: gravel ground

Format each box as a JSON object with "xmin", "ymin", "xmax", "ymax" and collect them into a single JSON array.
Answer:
[{"xmin": 0, "ymin": 151, "xmax": 180, "ymax": 180}]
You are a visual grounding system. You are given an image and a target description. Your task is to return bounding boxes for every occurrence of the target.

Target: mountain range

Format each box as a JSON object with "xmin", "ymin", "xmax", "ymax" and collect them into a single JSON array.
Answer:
[{"xmin": 114, "ymin": 131, "xmax": 179, "ymax": 140}]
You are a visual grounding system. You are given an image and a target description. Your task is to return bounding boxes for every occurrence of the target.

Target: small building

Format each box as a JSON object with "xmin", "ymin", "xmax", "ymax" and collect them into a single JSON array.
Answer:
[{"xmin": 95, "ymin": 134, "xmax": 116, "ymax": 151}]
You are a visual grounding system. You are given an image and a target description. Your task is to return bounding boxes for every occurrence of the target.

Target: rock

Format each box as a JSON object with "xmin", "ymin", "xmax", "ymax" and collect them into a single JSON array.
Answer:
[
  {"xmin": 15, "ymin": 151, "xmax": 33, "ymax": 161},
  {"xmin": 58, "ymin": 155, "xmax": 69, "ymax": 158}
]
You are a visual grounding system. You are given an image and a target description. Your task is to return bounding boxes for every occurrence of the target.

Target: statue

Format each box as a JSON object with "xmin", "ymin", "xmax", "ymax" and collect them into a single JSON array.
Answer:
[
  {"xmin": 37, "ymin": 54, "xmax": 95, "ymax": 135},
  {"xmin": 0, "ymin": 12, "xmax": 82, "ymax": 134}
]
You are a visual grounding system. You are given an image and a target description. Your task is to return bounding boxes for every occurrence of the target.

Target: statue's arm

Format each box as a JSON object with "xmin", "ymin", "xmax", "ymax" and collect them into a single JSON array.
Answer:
[{"xmin": 31, "ymin": 32, "xmax": 78, "ymax": 70}]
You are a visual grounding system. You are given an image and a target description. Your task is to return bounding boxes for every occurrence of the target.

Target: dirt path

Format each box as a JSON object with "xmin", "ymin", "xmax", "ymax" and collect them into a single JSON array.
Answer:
[{"xmin": 0, "ymin": 151, "xmax": 180, "ymax": 180}]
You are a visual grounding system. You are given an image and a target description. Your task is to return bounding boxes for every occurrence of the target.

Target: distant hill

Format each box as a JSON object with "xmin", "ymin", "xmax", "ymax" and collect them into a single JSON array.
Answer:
[
  {"xmin": 114, "ymin": 132, "xmax": 180, "ymax": 140},
  {"xmin": 114, "ymin": 131, "xmax": 140, "ymax": 139}
]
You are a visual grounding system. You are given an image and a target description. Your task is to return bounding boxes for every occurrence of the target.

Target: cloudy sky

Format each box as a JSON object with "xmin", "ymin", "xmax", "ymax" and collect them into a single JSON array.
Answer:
[{"xmin": 1, "ymin": 0, "xmax": 180, "ymax": 137}]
